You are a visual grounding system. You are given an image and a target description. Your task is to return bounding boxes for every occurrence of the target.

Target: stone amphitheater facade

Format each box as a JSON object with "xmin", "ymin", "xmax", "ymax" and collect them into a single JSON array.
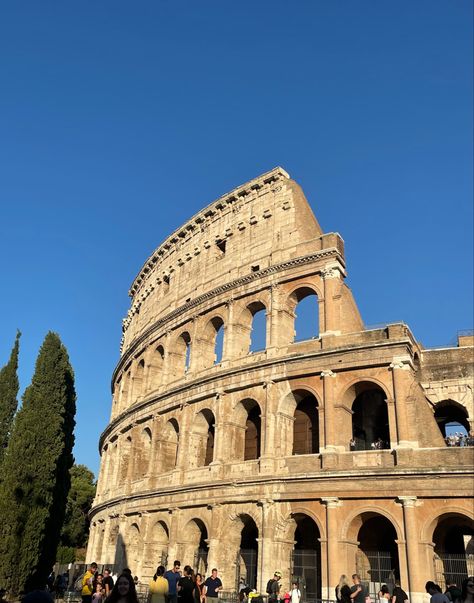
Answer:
[{"xmin": 87, "ymin": 167, "xmax": 474, "ymax": 603}]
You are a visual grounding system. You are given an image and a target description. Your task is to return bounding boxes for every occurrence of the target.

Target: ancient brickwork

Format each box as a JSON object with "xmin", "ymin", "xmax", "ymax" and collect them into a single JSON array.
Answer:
[{"xmin": 88, "ymin": 168, "xmax": 474, "ymax": 603}]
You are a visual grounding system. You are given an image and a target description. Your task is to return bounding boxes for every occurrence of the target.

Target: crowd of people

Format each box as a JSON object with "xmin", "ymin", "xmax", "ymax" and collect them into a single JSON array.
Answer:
[
  {"xmin": 334, "ymin": 575, "xmax": 474, "ymax": 603},
  {"xmin": 445, "ymin": 433, "xmax": 474, "ymax": 447},
  {"xmin": 80, "ymin": 561, "xmax": 223, "ymax": 603}
]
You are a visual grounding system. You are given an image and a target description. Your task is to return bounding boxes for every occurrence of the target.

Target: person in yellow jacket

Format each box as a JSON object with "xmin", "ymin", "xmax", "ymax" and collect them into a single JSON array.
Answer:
[{"xmin": 82, "ymin": 563, "xmax": 98, "ymax": 603}]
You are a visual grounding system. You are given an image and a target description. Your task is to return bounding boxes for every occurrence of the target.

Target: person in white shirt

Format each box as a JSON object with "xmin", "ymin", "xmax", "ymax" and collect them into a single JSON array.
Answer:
[{"xmin": 290, "ymin": 582, "xmax": 301, "ymax": 603}]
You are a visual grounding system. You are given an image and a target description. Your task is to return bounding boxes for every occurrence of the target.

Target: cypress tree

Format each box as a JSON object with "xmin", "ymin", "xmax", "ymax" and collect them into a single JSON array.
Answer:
[
  {"xmin": 0, "ymin": 330, "xmax": 21, "ymax": 466},
  {"xmin": 0, "ymin": 332, "xmax": 76, "ymax": 596}
]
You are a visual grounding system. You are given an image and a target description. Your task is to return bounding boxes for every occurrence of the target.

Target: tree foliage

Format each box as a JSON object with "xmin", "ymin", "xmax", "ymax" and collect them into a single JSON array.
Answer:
[
  {"xmin": 60, "ymin": 464, "xmax": 96, "ymax": 550},
  {"xmin": 0, "ymin": 331, "xmax": 20, "ymax": 466},
  {"xmin": 0, "ymin": 332, "xmax": 76, "ymax": 596}
]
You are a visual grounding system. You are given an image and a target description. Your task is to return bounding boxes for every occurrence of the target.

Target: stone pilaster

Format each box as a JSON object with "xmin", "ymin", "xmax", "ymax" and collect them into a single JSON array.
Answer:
[
  {"xmin": 398, "ymin": 496, "xmax": 423, "ymax": 603},
  {"xmin": 321, "ymin": 497, "xmax": 342, "ymax": 599},
  {"xmin": 321, "ymin": 370, "xmax": 337, "ymax": 451},
  {"xmin": 390, "ymin": 359, "xmax": 417, "ymax": 447}
]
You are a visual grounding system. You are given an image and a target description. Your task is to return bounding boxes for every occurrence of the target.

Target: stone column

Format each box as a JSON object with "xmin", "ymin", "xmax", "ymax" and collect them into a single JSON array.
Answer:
[
  {"xmin": 206, "ymin": 504, "xmax": 223, "ymax": 578},
  {"xmin": 390, "ymin": 360, "xmax": 414, "ymax": 447},
  {"xmin": 222, "ymin": 299, "xmax": 235, "ymax": 362},
  {"xmin": 176, "ymin": 404, "xmax": 192, "ymax": 479},
  {"xmin": 211, "ymin": 393, "xmax": 226, "ymax": 479},
  {"xmin": 167, "ymin": 508, "xmax": 181, "ymax": 565},
  {"xmin": 261, "ymin": 381, "xmax": 276, "ymax": 473},
  {"xmin": 321, "ymin": 497, "xmax": 341, "ymax": 600},
  {"xmin": 398, "ymin": 496, "xmax": 422, "ymax": 603},
  {"xmin": 257, "ymin": 499, "xmax": 275, "ymax": 593},
  {"xmin": 321, "ymin": 370, "xmax": 337, "ymax": 451},
  {"xmin": 321, "ymin": 264, "xmax": 343, "ymax": 336}
]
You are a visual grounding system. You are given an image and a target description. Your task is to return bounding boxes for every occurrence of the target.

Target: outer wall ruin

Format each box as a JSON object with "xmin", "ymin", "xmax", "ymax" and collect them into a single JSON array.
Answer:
[{"xmin": 87, "ymin": 167, "xmax": 474, "ymax": 603}]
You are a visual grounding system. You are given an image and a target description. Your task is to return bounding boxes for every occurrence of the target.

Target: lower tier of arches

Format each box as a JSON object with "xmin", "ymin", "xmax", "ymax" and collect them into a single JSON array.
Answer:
[{"xmin": 87, "ymin": 497, "xmax": 473, "ymax": 603}]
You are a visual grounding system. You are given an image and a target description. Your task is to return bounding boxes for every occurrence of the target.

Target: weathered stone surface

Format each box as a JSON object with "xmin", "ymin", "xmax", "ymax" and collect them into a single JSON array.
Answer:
[{"xmin": 88, "ymin": 168, "xmax": 474, "ymax": 603}]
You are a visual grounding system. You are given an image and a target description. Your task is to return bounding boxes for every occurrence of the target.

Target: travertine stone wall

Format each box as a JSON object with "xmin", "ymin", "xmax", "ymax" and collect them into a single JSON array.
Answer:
[{"xmin": 88, "ymin": 168, "xmax": 474, "ymax": 603}]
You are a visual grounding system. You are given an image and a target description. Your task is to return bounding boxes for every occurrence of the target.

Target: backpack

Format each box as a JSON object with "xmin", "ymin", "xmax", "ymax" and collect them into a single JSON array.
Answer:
[{"xmin": 267, "ymin": 580, "xmax": 275, "ymax": 595}]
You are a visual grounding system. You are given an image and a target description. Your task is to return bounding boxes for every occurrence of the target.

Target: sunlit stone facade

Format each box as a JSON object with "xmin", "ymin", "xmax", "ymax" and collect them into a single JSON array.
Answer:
[{"xmin": 88, "ymin": 168, "xmax": 474, "ymax": 603}]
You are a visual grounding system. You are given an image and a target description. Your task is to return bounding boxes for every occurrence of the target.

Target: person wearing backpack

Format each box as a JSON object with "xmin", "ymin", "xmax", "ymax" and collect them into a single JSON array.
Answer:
[{"xmin": 266, "ymin": 573, "xmax": 282, "ymax": 603}]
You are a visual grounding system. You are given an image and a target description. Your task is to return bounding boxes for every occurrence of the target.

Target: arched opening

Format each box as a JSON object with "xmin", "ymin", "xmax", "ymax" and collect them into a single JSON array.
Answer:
[
  {"xmin": 148, "ymin": 345, "xmax": 165, "ymax": 390},
  {"xmin": 193, "ymin": 409, "xmax": 215, "ymax": 467},
  {"xmin": 119, "ymin": 435, "xmax": 132, "ymax": 482},
  {"xmin": 292, "ymin": 514, "xmax": 321, "ymax": 602},
  {"xmin": 245, "ymin": 403, "xmax": 261, "ymax": 461},
  {"xmin": 434, "ymin": 400, "xmax": 470, "ymax": 442},
  {"xmin": 184, "ymin": 333, "xmax": 192, "ymax": 372},
  {"xmin": 149, "ymin": 520, "xmax": 169, "ymax": 568},
  {"xmin": 136, "ymin": 427, "xmax": 152, "ymax": 478},
  {"xmin": 133, "ymin": 358, "xmax": 145, "ymax": 401},
  {"xmin": 292, "ymin": 391, "xmax": 319, "ymax": 455},
  {"xmin": 237, "ymin": 515, "xmax": 259, "ymax": 590},
  {"xmin": 352, "ymin": 513, "xmax": 400, "ymax": 600},
  {"xmin": 292, "ymin": 287, "xmax": 319, "ymax": 341},
  {"xmin": 120, "ymin": 366, "xmax": 131, "ymax": 409},
  {"xmin": 212, "ymin": 317, "xmax": 225, "ymax": 364},
  {"xmin": 351, "ymin": 383, "xmax": 390, "ymax": 450},
  {"xmin": 249, "ymin": 302, "xmax": 267, "ymax": 353},
  {"xmin": 432, "ymin": 513, "xmax": 474, "ymax": 589},
  {"xmin": 162, "ymin": 419, "xmax": 179, "ymax": 472},
  {"xmin": 125, "ymin": 523, "xmax": 142, "ymax": 576},
  {"xmin": 183, "ymin": 519, "xmax": 208, "ymax": 576}
]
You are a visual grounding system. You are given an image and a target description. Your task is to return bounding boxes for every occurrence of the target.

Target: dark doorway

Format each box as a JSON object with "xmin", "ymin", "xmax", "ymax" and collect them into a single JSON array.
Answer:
[
  {"xmin": 292, "ymin": 515, "xmax": 321, "ymax": 603},
  {"xmin": 293, "ymin": 393, "xmax": 319, "ymax": 454},
  {"xmin": 352, "ymin": 387, "xmax": 389, "ymax": 450}
]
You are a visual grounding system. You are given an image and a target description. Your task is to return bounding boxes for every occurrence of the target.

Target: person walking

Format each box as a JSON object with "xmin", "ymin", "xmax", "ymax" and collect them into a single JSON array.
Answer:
[
  {"xmin": 460, "ymin": 577, "xmax": 474, "ymax": 603},
  {"xmin": 178, "ymin": 567, "xmax": 195, "ymax": 603},
  {"xmin": 391, "ymin": 581, "xmax": 408, "ymax": 603},
  {"xmin": 290, "ymin": 582, "xmax": 301, "ymax": 603}
]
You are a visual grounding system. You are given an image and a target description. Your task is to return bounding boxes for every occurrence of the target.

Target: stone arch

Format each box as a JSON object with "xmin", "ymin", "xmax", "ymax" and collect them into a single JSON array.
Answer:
[
  {"xmin": 148, "ymin": 519, "xmax": 170, "ymax": 568},
  {"xmin": 161, "ymin": 418, "xmax": 179, "ymax": 472},
  {"xmin": 190, "ymin": 409, "xmax": 215, "ymax": 468},
  {"xmin": 182, "ymin": 517, "xmax": 209, "ymax": 575},
  {"xmin": 429, "ymin": 512, "xmax": 474, "ymax": 589},
  {"xmin": 345, "ymin": 510, "xmax": 401, "ymax": 596},
  {"xmin": 343, "ymin": 507, "xmax": 402, "ymax": 542},
  {"xmin": 169, "ymin": 331, "xmax": 192, "ymax": 379},
  {"xmin": 124, "ymin": 522, "xmax": 143, "ymax": 576},
  {"xmin": 148, "ymin": 343, "xmax": 165, "ymax": 391},
  {"xmin": 342, "ymin": 381, "xmax": 390, "ymax": 450},
  {"xmin": 434, "ymin": 399, "xmax": 470, "ymax": 438},
  {"xmin": 119, "ymin": 434, "xmax": 133, "ymax": 482},
  {"xmin": 289, "ymin": 389, "xmax": 320, "ymax": 455},
  {"xmin": 135, "ymin": 426, "xmax": 152, "ymax": 478},
  {"xmin": 233, "ymin": 398, "xmax": 262, "ymax": 461},
  {"xmin": 132, "ymin": 357, "xmax": 145, "ymax": 401},
  {"xmin": 287, "ymin": 285, "xmax": 321, "ymax": 342},
  {"xmin": 234, "ymin": 300, "xmax": 268, "ymax": 356},
  {"xmin": 199, "ymin": 315, "xmax": 225, "ymax": 368},
  {"xmin": 229, "ymin": 513, "xmax": 259, "ymax": 590},
  {"xmin": 120, "ymin": 364, "xmax": 132, "ymax": 410},
  {"xmin": 290, "ymin": 512, "xmax": 322, "ymax": 601},
  {"xmin": 277, "ymin": 507, "xmax": 325, "ymax": 542}
]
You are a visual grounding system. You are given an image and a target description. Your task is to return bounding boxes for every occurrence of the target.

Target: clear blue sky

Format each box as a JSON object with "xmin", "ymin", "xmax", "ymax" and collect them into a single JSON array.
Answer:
[{"xmin": 0, "ymin": 1, "xmax": 472, "ymax": 477}]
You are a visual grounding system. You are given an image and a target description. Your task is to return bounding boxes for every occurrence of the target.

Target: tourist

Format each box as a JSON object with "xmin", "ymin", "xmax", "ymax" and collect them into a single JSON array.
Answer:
[
  {"xmin": 290, "ymin": 583, "xmax": 301, "ymax": 603},
  {"xmin": 103, "ymin": 570, "xmax": 115, "ymax": 599},
  {"xmin": 266, "ymin": 572, "xmax": 281, "ymax": 603},
  {"xmin": 93, "ymin": 583, "xmax": 104, "ymax": 603},
  {"xmin": 203, "ymin": 569, "xmax": 223, "ymax": 603},
  {"xmin": 391, "ymin": 580, "xmax": 408, "ymax": 603},
  {"xmin": 164, "ymin": 561, "xmax": 182, "ymax": 603},
  {"xmin": 350, "ymin": 575, "xmax": 366, "ymax": 603},
  {"xmin": 194, "ymin": 574, "xmax": 204, "ymax": 603},
  {"xmin": 445, "ymin": 582, "xmax": 462, "ymax": 602},
  {"xmin": 460, "ymin": 577, "xmax": 474, "ymax": 603},
  {"xmin": 378, "ymin": 585, "xmax": 391, "ymax": 602},
  {"xmin": 350, "ymin": 438, "xmax": 356, "ymax": 451},
  {"xmin": 336, "ymin": 575, "xmax": 351, "ymax": 603},
  {"xmin": 106, "ymin": 573, "xmax": 139, "ymax": 603},
  {"xmin": 82, "ymin": 563, "xmax": 98, "ymax": 603},
  {"xmin": 177, "ymin": 567, "xmax": 195, "ymax": 603},
  {"xmin": 149, "ymin": 566, "xmax": 169, "ymax": 603},
  {"xmin": 426, "ymin": 582, "xmax": 450, "ymax": 603}
]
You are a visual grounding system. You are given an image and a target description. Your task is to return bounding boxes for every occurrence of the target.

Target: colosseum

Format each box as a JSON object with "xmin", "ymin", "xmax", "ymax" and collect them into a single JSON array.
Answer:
[{"xmin": 87, "ymin": 167, "xmax": 474, "ymax": 603}]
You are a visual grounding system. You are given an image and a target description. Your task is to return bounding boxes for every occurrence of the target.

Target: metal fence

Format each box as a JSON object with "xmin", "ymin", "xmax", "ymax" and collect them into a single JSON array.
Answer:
[
  {"xmin": 356, "ymin": 550, "xmax": 397, "ymax": 602},
  {"xmin": 291, "ymin": 549, "xmax": 321, "ymax": 603},
  {"xmin": 434, "ymin": 554, "xmax": 474, "ymax": 590}
]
